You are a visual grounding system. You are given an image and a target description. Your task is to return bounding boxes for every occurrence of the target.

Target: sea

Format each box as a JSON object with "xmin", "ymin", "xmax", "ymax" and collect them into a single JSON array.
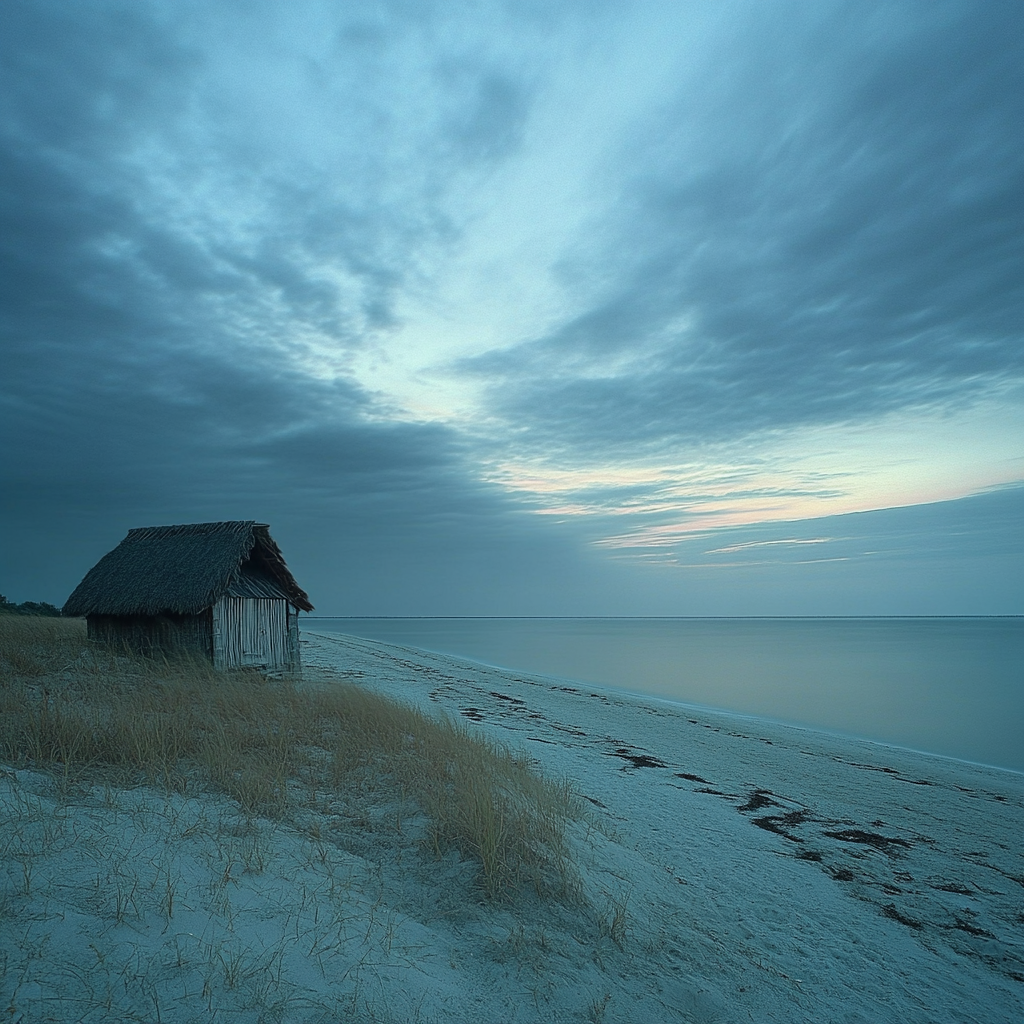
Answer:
[{"xmin": 307, "ymin": 617, "xmax": 1024, "ymax": 775}]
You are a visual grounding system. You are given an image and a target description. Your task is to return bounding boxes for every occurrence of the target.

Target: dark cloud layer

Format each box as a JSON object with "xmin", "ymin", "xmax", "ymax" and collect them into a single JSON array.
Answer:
[
  {"xmin": 470, "ymin": 1, "xmax": 1024, "ymax": 456},
  {"xmin": 0, "ymin": 0, "xmax": 593, "ymax": 610}
]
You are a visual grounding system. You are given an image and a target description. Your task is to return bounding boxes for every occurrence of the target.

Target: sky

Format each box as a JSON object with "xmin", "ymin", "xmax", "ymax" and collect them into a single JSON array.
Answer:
[{"xmin": 2, "ymin": 0, "xmax": 1022, "ymax": 616}]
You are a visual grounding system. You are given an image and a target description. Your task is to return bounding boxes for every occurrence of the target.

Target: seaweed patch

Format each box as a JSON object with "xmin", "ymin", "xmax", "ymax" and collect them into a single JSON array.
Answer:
[
  {"xmin": 823, "ymin": 829, "xmax": 912, "ymax": 852},
  {"xmin": 607, "ymin": 747, "xmax": 667, "ymax": 769}
]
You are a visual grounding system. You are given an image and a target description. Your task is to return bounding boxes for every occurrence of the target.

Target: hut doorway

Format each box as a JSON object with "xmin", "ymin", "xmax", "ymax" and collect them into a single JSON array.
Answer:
[{"xmin": 213, "ymin": 597, "xmax": 290, "ymax": 671}]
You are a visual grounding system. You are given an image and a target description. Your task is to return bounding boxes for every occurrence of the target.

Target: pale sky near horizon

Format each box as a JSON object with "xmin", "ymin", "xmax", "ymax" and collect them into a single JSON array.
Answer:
[{"xmin": 2, "ymin": 0, "xmax": 1022, "ymax": 614}]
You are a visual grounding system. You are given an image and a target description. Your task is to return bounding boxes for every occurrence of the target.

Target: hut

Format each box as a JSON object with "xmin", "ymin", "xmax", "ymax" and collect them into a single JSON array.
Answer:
[{"xmin": 63, "ymin": 521, "xmax": 313, "ymax": 672}]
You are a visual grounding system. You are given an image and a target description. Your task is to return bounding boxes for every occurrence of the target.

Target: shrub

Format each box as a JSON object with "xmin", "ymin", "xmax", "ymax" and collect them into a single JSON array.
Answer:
[{"xmin": 0, "ymin": 594, "xmax": 62, "ymax": 616}]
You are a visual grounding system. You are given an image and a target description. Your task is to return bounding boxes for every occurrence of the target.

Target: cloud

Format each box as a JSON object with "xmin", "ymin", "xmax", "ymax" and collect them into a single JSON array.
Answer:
[
  {"xmin": 2, "ymin": 1, "xmax": 1021, "ymax": 614},
  {"xmin": 462, "ymin": 1, "xmax": 1024, "ymax": 457},
  {"xmin": 704, "ymin": 538, "xmax": 834, "ymax": 556},
  {"xmin": 0, "ymin": 0, "xmax": 589, "ymax": 608},
  {"xmin": 0, "ymin": 0, "xmax": 562, "ymax": 382}
]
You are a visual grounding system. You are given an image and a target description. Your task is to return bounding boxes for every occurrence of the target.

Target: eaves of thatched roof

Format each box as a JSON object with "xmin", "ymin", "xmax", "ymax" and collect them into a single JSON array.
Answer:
[{"xmin": 63, "ymin": 521, "xmax": 313, "ymax": 617}]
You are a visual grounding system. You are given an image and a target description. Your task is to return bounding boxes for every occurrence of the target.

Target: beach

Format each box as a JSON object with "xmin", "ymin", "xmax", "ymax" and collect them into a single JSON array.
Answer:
[{"xmin": 3, "ymin": 631, "xmax": 1022, "ymax": 1022}]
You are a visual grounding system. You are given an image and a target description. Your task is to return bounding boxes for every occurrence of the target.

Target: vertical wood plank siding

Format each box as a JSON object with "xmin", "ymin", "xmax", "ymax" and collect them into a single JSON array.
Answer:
[
  {"xmin": 214, "ymin": 597, "xmax": 290, "ymax": 671},
  {"xmin": 212, "ymin": 600, "xmax": 226, "ymax": 668},
  {"xmin": 287, "ymin": 605, "xmax": 299, "ymax": 670},
  {"xmin": 88, "ymin": 601, "xmax": 299, "ymax": 674}
]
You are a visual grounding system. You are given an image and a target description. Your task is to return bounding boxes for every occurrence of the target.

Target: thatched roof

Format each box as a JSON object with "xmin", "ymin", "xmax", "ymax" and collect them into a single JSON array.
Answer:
[{"xmin": 63, "ymin": 521, "xmax": 313, "ymax": 617}]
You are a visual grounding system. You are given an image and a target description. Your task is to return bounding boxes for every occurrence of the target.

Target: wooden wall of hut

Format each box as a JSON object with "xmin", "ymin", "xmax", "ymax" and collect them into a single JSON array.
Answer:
[
  {"xmin": 212, "ymin": 597, "xmax": 295, "ymax": 672},
  {"xmin": 85, "ymin": 601, "xmax": 300, "ymax": 673},
  {"xmin": 87, "ymin": 611, "xmax": 213, "ymax": 661}
]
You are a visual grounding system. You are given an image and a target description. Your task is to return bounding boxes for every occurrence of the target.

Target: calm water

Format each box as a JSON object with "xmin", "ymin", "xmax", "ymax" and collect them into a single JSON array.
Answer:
[{"xmin": 308, "ymin": 617, "xmax": 1024, "ymax": 774}]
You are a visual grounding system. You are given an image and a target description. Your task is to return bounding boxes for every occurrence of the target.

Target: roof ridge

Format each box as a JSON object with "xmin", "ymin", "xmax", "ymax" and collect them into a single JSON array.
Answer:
[{"xmin": 125, "ymin": 521, "xmax": 255, "ymax": 540}]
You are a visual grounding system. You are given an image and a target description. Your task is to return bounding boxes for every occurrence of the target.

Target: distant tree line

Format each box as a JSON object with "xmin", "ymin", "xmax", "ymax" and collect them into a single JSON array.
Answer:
[{"xmin": 0, "ymin": 594, "xmax": 62, "ymax": 616}]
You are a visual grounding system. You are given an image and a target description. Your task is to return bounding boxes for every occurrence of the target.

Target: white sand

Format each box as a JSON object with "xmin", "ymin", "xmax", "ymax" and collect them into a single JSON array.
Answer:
[{"xmin": 2, "ymin": 630, "xmax": 1021, "ymax": 1022}]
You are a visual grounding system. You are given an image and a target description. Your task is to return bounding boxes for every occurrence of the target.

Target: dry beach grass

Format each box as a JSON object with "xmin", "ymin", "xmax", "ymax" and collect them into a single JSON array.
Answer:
[
  {"xmin": 0, "ymin": 616, "xmax": 579, "ymax": 901},
  {"xmin": 1, "ymin": 617, "xmax": 603, "ymax": 1021}
]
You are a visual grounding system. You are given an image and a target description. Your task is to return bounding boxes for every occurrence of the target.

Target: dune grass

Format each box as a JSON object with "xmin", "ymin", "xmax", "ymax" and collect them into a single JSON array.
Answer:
[{"xmin": 0, "ymin": 616, "xmax": 580, "ymax": 899}]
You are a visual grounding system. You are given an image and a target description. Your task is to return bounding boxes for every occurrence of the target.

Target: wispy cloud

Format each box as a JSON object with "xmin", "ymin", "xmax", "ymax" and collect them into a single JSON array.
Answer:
[{"xmin": 705, "ymin": 538, "xmax": 835, "ymax": 556}]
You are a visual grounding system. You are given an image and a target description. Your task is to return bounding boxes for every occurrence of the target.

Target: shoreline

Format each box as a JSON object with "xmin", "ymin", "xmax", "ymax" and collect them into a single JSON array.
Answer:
[
  {"xmin": 303, "ymin": 629, "xmax": 1024, "ymax": 790},
  {"xmin": 305, "ymin": 623, "xmax": 1024, "ymax": 776},
  {"xmin": 635, "ymin": 691, "xmax": 1024, "ymax": 780},
  {"xmin": 304, "ymin": 614, "xmax": 1024, "ymax": 620}
]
